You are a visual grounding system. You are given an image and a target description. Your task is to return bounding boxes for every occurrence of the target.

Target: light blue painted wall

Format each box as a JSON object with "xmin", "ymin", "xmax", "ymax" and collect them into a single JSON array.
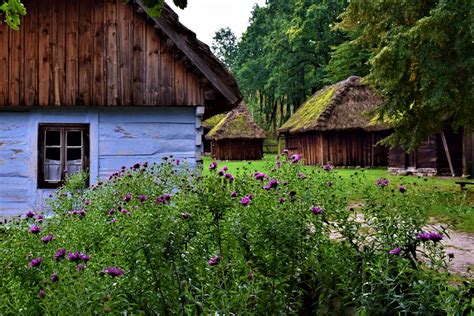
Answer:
[{"xmin": 0, "ymin": 107, "xmax": 203, "ymax": 216}]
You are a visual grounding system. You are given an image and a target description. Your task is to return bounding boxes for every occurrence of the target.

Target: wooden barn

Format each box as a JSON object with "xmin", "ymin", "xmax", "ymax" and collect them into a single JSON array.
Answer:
[
  {"xmin": 206, "ymin": 103, "xmax": 266, "ymax": 160},
  {"xmin": 202, "ymin": 113, "xmax": 227, "ymax": 154},
  {"xmin": 388, "ymin": 127, "xmax": 474, "ymax": 177},
  {"xmin": 0, "ymin": 0, "xmax": 242, "ymax": 216},
  {"xmin": 278, "ymin": 76, "xmax": 389, "ymax": 166}
]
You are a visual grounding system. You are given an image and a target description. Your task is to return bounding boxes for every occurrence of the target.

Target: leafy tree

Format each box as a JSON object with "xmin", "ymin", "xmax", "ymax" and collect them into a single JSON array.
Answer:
[
  {"xmin": 231, "ymin": 0, "xmax": 349, "ymax": 130},
  {"xmin": 338, "ymin": 0, "xmax": 473, "ymax": 149},
  {"xmin": 211, "ymin": 27, "xmax": 239, "ymax": 71},
  {"xmin": 0, "ymin": 0, "xmax": 25, "ymax": 30}
]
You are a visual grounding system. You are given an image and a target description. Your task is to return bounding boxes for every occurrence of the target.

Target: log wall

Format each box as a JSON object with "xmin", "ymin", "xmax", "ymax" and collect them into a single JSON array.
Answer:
[
  {"xmin": 285, "ymin": 130, "xmax": 389, "ymax": 167},
  {"xmin": 0, "ymin": 0, "xmax": 206, "ymax": 107},
  {"xmin": 211, "ymin": 139, "xmax": 264, "ymax": 161}
]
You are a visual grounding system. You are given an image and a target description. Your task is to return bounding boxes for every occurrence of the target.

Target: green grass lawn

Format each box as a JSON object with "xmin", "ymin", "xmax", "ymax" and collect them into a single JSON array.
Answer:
[{"xmin": 203, "ymin": 155, "xmax": 474, "ymax": 233}]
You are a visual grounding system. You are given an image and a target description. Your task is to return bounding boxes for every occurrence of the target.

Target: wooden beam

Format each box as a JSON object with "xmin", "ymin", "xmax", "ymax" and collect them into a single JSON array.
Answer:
[{"xmin": 441, "ymin": 132, "xmax": 455, "ymax": 177}]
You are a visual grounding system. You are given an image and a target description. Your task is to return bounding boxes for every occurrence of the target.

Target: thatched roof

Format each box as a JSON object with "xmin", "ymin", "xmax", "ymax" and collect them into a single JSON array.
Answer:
[
  {"xmin": 202, "ymin": 113, "xmax": 228, "ymax": 130},
  {"xmin": 206, "ymin": 103, "xmax": 266, "ymax": 140},
  {"xmin": 278, "ymin": 76, "xmax": 387, "ymax": 135}
]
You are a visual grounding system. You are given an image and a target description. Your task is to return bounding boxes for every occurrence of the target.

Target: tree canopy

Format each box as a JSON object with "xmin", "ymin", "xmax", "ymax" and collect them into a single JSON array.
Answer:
[{"xmin": 337, "ymin": 0, "xmax": 473, "ymax": 149}]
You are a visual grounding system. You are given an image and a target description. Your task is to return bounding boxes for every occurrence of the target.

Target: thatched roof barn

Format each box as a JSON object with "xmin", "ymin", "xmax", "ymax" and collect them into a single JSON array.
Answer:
[
  {"xmin": 206, "ymin": 103, "xmax": 266, "ymax": 160},
  {"xmin": 278, "ymin": 76, "xmax": 389, "ymax": 166}
]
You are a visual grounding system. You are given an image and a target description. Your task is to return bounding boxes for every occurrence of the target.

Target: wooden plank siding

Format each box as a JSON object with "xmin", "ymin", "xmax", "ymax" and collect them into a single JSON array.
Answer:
[
  {"xmin": 211, "ymin": 139, "xmax": 264, "ymax": 161},
  {"xmin": 286, "ymin": 131, "xmax": 389, "ymax": 167},
  {"xmin": 0, "ymin": 0, "xmax": 207, "ymax": 107}
]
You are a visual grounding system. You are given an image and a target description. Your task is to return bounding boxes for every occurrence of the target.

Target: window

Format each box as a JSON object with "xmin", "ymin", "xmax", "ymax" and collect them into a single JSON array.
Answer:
[{"xmin": 38, "ymin": 124, "xmax": 89, "ymax": 189}]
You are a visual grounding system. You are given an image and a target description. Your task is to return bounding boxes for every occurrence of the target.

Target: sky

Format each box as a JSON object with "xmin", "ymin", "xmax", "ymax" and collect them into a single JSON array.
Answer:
[{"xmin": 168, "ymin": 0, "xmax": 267, "ymax": 46}]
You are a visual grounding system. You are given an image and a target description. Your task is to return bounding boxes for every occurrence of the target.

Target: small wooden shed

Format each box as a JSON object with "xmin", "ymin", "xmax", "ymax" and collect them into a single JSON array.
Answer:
[
  {"xmin": 278, "ymin": 76, "xmax": 389, "ymax": 166},
  {"xmin": 206, "ymin": 103, "xmax": 266, "ymax": 160},
  {"xmin": 388, "ymin": 127, "xmax": 473, "ymax": 177},
  {"xmin": 202, "ymin": 113, "xmax": 227, "ymax": 154},
  {"xmin": 0, "ymin": 0, "xmax": 242, "ymax": 216}
]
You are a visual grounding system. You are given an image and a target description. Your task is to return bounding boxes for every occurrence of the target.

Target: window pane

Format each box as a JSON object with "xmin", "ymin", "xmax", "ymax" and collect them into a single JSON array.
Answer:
[
  {"xmin": 44, "ymin": 164, "xmax": 61, "ymax": 182},
  {"xmin": 46, "ymin": 130, "xmax": 61, "ymax": 146},
  {"xmin": 67, "ymin": 148, "xmax": 82, "ymax": 162},
  {"xmin": 67, "ymin": 131, "xmax": 82, "ymax": 147},
  {"xmin": 46, "ymin": 148, "xmax": 61, "ymax": 162},
  {"xmin": 66, "ymin": 163, "xmax": 83, "ymax": 176}
]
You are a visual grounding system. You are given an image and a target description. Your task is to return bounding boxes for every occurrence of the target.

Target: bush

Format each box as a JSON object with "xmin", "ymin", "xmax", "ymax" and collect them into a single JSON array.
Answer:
[{"xmin": 0, "ymin": 156, "xmax": 472, "ymax": 314}]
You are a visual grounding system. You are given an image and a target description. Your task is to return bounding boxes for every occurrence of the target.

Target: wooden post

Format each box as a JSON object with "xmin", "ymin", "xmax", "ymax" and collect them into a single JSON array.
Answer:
[{"xmin": 441, "ymin": 132, "xmax": 455, "ymax": 177}]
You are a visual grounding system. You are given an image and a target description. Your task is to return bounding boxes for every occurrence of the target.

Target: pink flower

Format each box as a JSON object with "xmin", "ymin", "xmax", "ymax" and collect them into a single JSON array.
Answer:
[
  {"xmin": 41, "ymin": 234, "xmax": 54, "ymax": 244},
  {"xmin": 389, "ymin": 247, "xmax": 401, "ymax": 255},
  {"xmin": 102, "ymin": 266, "xmax": 125, "ymax": 277},
  {"xmin": 311, "ymin": 206, "xmax": 323, "ymax": 215},
  {"xmin": 29, "ymin": 225, "xmax": 42, "ymax": 234},
  {"xmin": 207, "ymin": 255, "xmax": 220, "ymax": 267},
  {"xmin": 209, "ymin": 162, "xmax": 217, "ymax": 170},
  {"xmin": 29, "ymin": 257, "xmax": 43, "ymax": 268},
  {"xmin": 240, "ymin": 196, "xmax": 251, "ymax": 206}
]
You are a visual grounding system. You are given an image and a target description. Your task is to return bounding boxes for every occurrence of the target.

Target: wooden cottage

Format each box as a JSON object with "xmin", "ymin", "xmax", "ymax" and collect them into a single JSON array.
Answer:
[
  {"xmin": 278, "ymin": 76, "xmax": 389, "ymax": 166},
  {"xmin": 0, "ymin": 0, "xmax": 242, "ymax": 216},
  {"xmin": 206, "ymin": 103, "xmax": 266, "ymax": 160},
  {"xmin": 388, "ymin": 127, "xmax": 473, "ymax": 177},
  {"xmin": 202, "ymin": 113, "xmax": 227, "ymax": 154}
]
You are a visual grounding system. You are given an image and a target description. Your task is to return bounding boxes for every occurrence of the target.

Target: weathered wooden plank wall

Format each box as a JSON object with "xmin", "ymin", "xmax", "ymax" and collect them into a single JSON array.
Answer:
[
  {"xmin": 286, "ymin": 131, "xmax": 388, "ymax": 167},
  {"xmin": 0, "ymin": 0, "xmax": 206, "ymax": 107},
  {"xmin": 211, "ymin": 140, "xmax": 264, "ymax": 161},
  {"xmin": 0, "ymin": 108, "xmax": 201, "ymax": 216}
]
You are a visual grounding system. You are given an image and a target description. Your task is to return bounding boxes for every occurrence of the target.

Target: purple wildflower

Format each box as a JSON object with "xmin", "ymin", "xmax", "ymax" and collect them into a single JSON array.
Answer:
[
  {"xmin": 111, "ymin": 219, "xmax": 117, "ymax": 224},
  {"xmin": 429, "ymin": 232, "xmax": 444, "ymax": 242},
  {"xmin": 103, "ymin": 266, "xmax": 125, "ymax": 277},
  {"xmin": 254, "ymin": 172, "xmax": 267, "ymax": 181},
  {"xmin": 176, "ymin": 159, "xmax": 180, "ymax": 166},
  {"xmin": 29, "ymin": 257, "xmax": 43, "ymax": 268},
  {"xmin": 123, "ymin": 193, "xmax": 132, "ymax": 203},
  {"xmin": 311, "ymin": 206, "xmax": 323, "ymax": 215},
  {"xmin": 218, "ymin": 170, "xmax": 225, "ymax": 176},
  {"xmin": 41, "ymin": 234, "xmax": 54, "ymax": 244},
  {"xmin": 298, "ymin": 172, "xmax": 306, "ymax": 179},
  {"xmin": 224, "ymin": 173, "xmax": 235, "ymax": 182},
  {"xmin": 222, "ymin": 166, "xmax": 229, "ymax": 171},
  {"xmin": 398, "ymin": 185, "xmax": 407, "ymax": 193},
  {"xmin": 38, "ymin": 288, "xmax": 46, "ymax": 299},
  {"xmin": 279, "ymin": 197, "xmax": 286, "ymax": 204},
  {"xmin": 230, "ymin": 191, "xmax": 238, "ymax": 198},
  {"xmin": 207, "ymin": 255, "xmax": 220, "ymax": 267},
  {"xmin": 54, "ymin": 248, "xmax": 67, "ymax": 261},
  {"xmin": 240, "ymin": 196, "xmax": 251, "ymax": 206},
  {"xmin": 291, "ymin": 154, "xmax": 302, "ymax": 164},
  {"xmin": 209, "ymin": 162, "xmax": 217, "ymax": 170},
  {"xmin": 323, "ymin": 163, "xmax": 334, "ymax": 172},
  {"xmin": 389, "ymin": 247, "xmax": 401, "ymax": 255},
  {"xmin": 181, "ymin": 212, "xmax": 191, "ymax": 220},
  {"xmin": 76, "ymin": 264, "xmax": 86, "ymax": 271},
  {"xmin": 375, "ymin": 178, "xmax": 390, "ymax": 187},
  {"xmin": 84, "ymin": 199, "xmax": 90, "ymax": 206},
  {"xmin": 282, "ymin": 149, "xmax": 289, "ymax": 155},
  {"xmin": 327, "ymin": 181, "xmax": 333, "ymax": 187},
  {"xmin": 29, "ymin": 225, "xmax": 42, "ymax": 234},
  {"xmin": 35, "ymin": 215, "xmax": 45, "ymax": 223},
  {"xmin": 138, "ymin": 195, "xmax": 148, "ymax": 203},
  {"xmin": 289, "ymin": 191, "xmax": 297, "ymax": 203},
  {"xmin": 263, "ymin": 179, "xmax": 279, "ymax": 190},
  {"xmin": 67, "ymin": 251, "xmax": 91, "ymax": 262},
  {"xmin": 108, "ymin": 208, "xmax": 116, "ymax": 216},
  {"xmin": 416, "ymin": 232, "xmax": 432, "ymax": 242},
  {"xmin": 132, "ymin": 163, "xmax": 141, "ymax": 170},
  {"xmin": 51, "ymin": 273, "xmax": 59, "ymax": 283},
  {"xmin": 121, "ymin": 209, "xmax": 131, "ymax": 216},
  {"xmin": 25, "ymin": 210, "xmax": 36, "ymax": 218}
]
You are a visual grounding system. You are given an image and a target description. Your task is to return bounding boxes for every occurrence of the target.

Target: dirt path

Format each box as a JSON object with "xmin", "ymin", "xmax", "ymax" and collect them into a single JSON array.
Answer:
[{"xmin": 425, "ymin": 223, "xmax": 474, "ymax": 278}]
